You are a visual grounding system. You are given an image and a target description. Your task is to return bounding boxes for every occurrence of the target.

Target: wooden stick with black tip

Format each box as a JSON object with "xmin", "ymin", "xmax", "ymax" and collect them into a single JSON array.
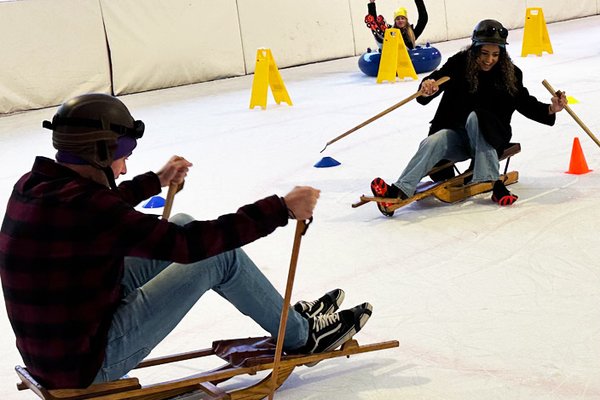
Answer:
[
  {"xmin": 542, "ymin": 79, "xmax": 600, "ymax": 148},
  {"xmin": 319, "ymin": 76, "xmax": 450, "ymax": 153},
  {"xmin": 268, "ymin": 219, "xmax": 309, "ymax": 400}
]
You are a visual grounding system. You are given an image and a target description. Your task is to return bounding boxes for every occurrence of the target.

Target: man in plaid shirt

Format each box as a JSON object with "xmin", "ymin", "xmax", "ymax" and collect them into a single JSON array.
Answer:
[{"xmin": 0, "ymin": 93, "xmax": 373, "ymax": 389}]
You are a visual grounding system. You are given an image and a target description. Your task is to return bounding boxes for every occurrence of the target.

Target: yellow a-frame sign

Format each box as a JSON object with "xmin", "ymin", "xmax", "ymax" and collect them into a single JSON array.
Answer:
[
  {"xmin": 377, "ymin": 28, "xmax": 417, "ymax": 83},
  {"xmin": 521, "ymin": 8, "xmax": 553, "ymax": 57},
  {"xmin": 249, "ymin": 48, "xmax": 292, "ymax": 109}
]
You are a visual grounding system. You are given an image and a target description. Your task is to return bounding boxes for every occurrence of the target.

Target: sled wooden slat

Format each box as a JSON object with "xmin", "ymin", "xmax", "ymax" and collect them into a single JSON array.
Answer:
[
  {"xmin": 16, "ymin": 338, "xmax": 399, "ymax": 400},
  {"xmin": 16, "ymin": 365, "xmax": 142, "ymax": 400},
  {"xmin": 136, "ymin": 347, "xmax": 215, "ymax": 369},
  {"xmin": 436, "ymin": 171, "xmax": 519, "ymax": 203}
]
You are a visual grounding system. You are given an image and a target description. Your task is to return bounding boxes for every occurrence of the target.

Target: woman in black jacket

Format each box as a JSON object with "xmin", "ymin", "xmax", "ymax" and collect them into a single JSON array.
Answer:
[
  {"xmin": 365, "ymin": 0, "xmax": 428, "ymax": 50},
  {"xmin": 370, "ymin": 19, "xmax": 568, "ymax": 210}
]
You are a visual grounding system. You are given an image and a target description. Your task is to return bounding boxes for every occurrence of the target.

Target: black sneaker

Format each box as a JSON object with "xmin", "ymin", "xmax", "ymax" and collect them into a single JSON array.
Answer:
[
  {"xmin": 293, "ymin": 289, "xmax": 345, "ymax": 319},
  {"xmin": 491, "ymin": 180, "xmax": 518, "ymax": 206},
  {"xmin": 301, "ymin": 302, "xmax": 373, "ymax": 354}
]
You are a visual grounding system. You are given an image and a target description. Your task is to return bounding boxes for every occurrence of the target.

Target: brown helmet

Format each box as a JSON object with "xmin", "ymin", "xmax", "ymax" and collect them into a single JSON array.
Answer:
[{"xmin": 43, "ymin": 93, "xmax": 144, "ymax": 169}]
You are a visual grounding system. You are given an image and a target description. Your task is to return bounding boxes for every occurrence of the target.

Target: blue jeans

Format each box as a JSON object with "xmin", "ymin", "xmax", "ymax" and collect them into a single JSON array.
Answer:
[
  {"xmin": 393, "ymin": 111, "xmax": 500, "ymax": 196},
  {"xmin": 93, "ymin": 213, "xmax": 308, "ymax": 383}
]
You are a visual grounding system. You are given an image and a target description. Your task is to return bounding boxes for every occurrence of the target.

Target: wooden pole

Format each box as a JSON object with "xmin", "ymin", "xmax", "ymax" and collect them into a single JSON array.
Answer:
[
  {"xmin": 541, "ymin": 79, "xmax": 600, "ymax": 148},
  {"xmin": 161, "ymin": 182, "xmax": 179, "ymax": 220},
  {"xmin": 320, "ymin": 76, "xmax": 450, "ymax": 153},
  {"xmin": 268, "ymin": 219, "xmax": 308, "ymax": 400}
]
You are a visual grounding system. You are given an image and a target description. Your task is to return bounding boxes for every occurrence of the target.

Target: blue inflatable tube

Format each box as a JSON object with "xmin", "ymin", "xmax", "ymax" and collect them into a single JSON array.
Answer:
[{"xmin": 358, "ymin": 43, "xmax": 442, "ymax": 77}]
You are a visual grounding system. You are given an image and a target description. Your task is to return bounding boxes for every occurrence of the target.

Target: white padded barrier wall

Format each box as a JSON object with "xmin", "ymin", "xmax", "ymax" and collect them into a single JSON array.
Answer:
[
  {"xmin": 0, "ymin": 0, "xmax": 111, "ymax": 114},
  {"xmin": 525, "ymin": 0, "xmax": 597, "ymax": 22},
  {"xmin": 1, "ymin": 0, "xmax": 599, "ymax": 114},
  {"xmin": 100, "ymin": 0, "xmax": 246, "ymax": 95},
  {"xmin": 445, "ymin": 0, "xmax": 526, "ymax": 43},
  {"xmin": 444, "ymin": 0, "xmax": 598, "ymax": 50},
  {"xmin": 237, "ymin": 0, "xmax": 355, "ymax": 74}
]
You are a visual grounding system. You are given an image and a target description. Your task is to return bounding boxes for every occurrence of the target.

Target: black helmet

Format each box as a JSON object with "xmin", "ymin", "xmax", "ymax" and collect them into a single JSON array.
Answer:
[
  {"xmin": 472, "ymin": 19, "xmax": 508, "ymax": 47},
  {"xmin": 43, "ymin": 93, "xmax": 144, "ymax": 169}
]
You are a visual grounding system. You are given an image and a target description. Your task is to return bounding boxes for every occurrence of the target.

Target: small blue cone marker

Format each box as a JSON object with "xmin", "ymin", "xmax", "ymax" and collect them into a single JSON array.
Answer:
[
  {"xmin": 314, "ymin": 156, "xmax": 341, "ymax": 168},
  {"xmin": 143, "ymin": 196, "xmax": 166, "ymax": 208}
]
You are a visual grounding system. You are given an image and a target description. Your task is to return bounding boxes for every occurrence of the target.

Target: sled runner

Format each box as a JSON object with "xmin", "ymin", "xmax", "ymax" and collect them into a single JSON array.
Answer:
[
  {"xmin": 15, "ymin": 336, "xmax": 398, "ymax": 400},
  {"xmin": 353, "ymin": 143, "xmax": 521, "ymax": 216}
]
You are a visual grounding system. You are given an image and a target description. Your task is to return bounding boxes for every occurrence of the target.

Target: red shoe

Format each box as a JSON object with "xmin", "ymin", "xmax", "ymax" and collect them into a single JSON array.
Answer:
[
  {"xmin": 370, "ymin": 177, "xmax": 395, "ymax": 217},
  {"xmin": 491, "ymin": 180, "xmax": 518, "ymax": 206},
  {"xmin": 371, "ymin": 177, "xmax": 391, "ymax": 197}
]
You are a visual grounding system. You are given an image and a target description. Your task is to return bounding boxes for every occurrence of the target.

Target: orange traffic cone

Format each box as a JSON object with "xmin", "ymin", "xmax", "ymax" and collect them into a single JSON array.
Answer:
[{"xmin": 566, "ymin": 137, "xmax": 592, "ymax": 174}]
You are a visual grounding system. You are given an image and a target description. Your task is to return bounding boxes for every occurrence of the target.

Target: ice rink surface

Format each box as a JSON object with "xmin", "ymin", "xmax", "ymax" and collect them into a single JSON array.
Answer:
[{"xmin": 1, "ymin": 15, "xmax": 599, "ymax": 400}]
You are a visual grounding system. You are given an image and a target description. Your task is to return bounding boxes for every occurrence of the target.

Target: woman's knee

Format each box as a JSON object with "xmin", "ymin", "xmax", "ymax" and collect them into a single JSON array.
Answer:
[
  {"xmin": 422, "ymin": 130, "xmax": 452, "ymax": 150},
  {"xmin": 465, "ymin": 111, "xmax": 479, "ymax": 130}
]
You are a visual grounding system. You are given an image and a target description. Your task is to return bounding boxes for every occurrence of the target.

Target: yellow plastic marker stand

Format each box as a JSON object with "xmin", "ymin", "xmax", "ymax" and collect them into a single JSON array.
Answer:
[
  {"xmin": 249, "ymin": 48, "xmax": 292, "ymax": 109},
  {"xmin": 521, "ymin": 8, "xmax": 553, "ymax": 57},
  {"xmin": 377, "ymin": 28, "xmax": 417, "ymax": 83}
]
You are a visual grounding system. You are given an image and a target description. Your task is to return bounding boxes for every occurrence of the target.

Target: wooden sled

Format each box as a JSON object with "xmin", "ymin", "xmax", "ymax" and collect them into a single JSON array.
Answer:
[
  {"xmin": 353, "ymin": 143, "xmax": 521, "ymax": 216},
  {"xmin": 16, "ymin": 336, "xmax": 399, "ymax": 400}
]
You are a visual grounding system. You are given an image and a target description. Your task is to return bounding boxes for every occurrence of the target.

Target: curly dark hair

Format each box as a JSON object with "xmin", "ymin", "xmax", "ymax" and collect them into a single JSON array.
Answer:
[{"xmin": 464, "ymin": 45, "xmax": 519, "ymax": 96}]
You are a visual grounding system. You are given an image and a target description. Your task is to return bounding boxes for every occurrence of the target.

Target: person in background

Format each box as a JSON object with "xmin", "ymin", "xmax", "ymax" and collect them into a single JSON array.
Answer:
[
  {"xmin": 365, "ymin": 0, "xmax": 428, "ymax": 50},
  {"xmin": 369, "ymin": 19, "xmax": 567, "ymax": 215},
  {"xmin": 0, "ymin": 93, "xmax": 373, "ymax": 389}
]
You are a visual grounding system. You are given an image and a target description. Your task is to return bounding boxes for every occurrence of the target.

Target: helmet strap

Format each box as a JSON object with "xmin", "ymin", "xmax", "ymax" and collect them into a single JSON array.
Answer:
[{"xmin": 102, "ymin": 166, "xmax": 118, "ymax": 190}]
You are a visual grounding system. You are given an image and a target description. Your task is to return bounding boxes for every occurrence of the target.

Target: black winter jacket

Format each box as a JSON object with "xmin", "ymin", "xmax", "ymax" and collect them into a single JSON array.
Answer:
[{"xmin": 417, "ymin": 50, "xmax": 555, "ymax": 151}]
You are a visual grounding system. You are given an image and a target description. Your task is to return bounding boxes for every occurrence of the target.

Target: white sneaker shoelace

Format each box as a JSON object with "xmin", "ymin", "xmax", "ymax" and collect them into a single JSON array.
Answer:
[
  {"xmin": 298, "ymin": 299, "xmax": 317, "ymax": 311},
  {"xmin": 312, "ymin": 312, "xmax": 340, "ymax": 332}
]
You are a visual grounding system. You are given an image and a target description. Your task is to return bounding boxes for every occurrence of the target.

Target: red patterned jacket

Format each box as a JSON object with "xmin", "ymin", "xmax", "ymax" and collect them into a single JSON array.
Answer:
[{"xmin": 0, "ymin": 156, "xmax": 288, "ymax": 388}]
